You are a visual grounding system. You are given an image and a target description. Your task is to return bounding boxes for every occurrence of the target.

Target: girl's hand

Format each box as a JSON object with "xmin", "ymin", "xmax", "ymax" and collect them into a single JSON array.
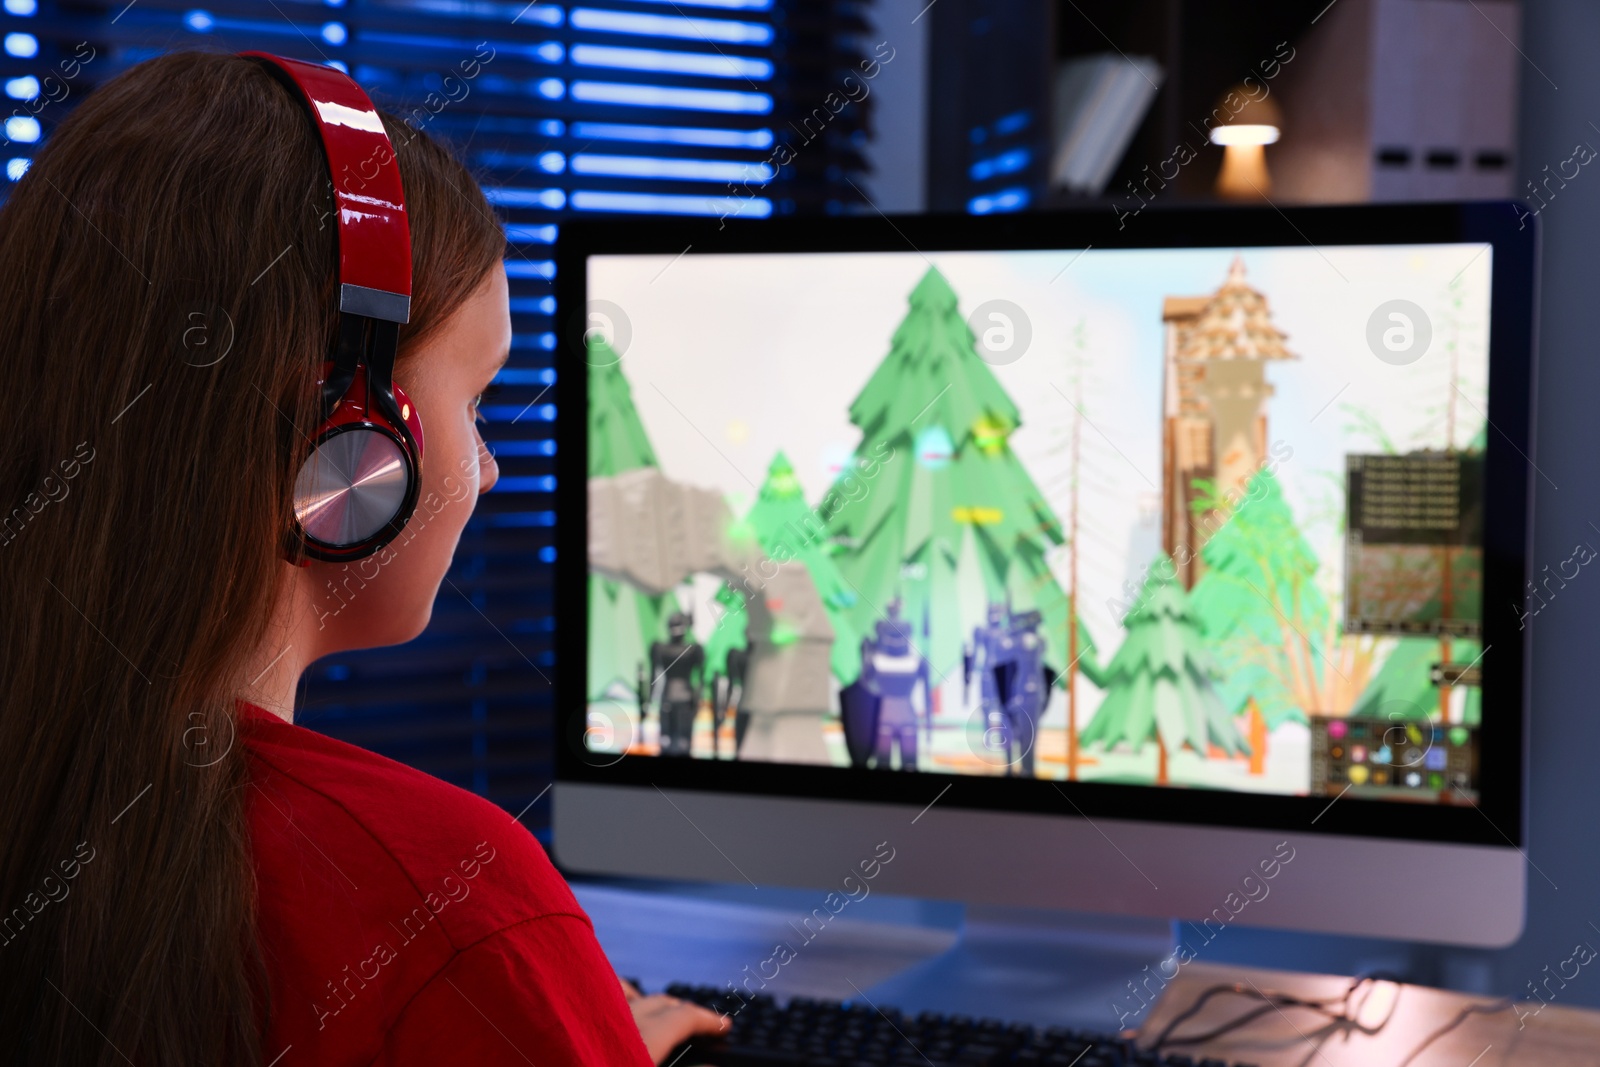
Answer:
[{"xmin": 623, "ymin": 985, "xmax": 731, "ymax": 1065}]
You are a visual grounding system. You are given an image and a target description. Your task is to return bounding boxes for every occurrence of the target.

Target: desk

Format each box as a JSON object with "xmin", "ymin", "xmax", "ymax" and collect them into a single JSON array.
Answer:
[
  {"xmin": 575, "ymin": 882, "xmax": 960, "ymax": 1001},
  {"xmin": 575, "ymin": 882, "xmax": 1172, "ymax": 1028},
  {"xmin": 577, "ymin": 883, "xmax": 1600, "ymax": 1065},
  {"xmin": 1136, "ymin": 962, "xmax": 1600, "ymax": 1067}
]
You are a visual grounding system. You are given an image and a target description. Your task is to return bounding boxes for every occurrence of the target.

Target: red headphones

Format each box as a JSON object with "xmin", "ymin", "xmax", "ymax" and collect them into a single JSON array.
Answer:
[{"xmin": 243, "ymin": 51, "xmax": 424, "ymax": 566}]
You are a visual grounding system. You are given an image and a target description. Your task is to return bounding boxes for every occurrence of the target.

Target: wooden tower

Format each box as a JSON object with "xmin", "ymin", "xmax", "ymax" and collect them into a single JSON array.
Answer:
[{"xmin": 1160, "ymin": 257, "xmax": 1296, "ymax": 588}]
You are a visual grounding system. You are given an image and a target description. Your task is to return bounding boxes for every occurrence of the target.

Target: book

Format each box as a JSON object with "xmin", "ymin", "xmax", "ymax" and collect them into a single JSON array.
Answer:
[{"xmin": 1050, "ymin": 53, "xmax": 1164, "ymax": 195}]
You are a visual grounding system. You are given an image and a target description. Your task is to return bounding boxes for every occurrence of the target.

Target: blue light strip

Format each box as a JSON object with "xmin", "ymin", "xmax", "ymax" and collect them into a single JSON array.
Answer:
[
  {"xmin": 5, "ymin": 115, "xmax": 38, "ymax": 142},
  {"xmin": 570, "ymin": 80, "xmax": 771, "ymax": 113},
  {"xmin": 360, "ymin": 30, "xmax": 562, "ymax": 63},
  {"xmin": 504, "ymin": 260, "xmax": 556, "ymax": 279},
  {"xmin": 504, "ymin": 223, "xmax": 558, "ymax": 244},
  {"xmin": 568, "ymin": 7, "xmax": 773, "ymax": 45},
  {"xmin": 570, "ymin": 43, "xmax": 772, "ymax": 79},
  {"xmin": 626, "ymin": 0, "xmax": 771, "ymax": 8},
  {"xmin": 482, "ymin": 403, "xmax": 556, "ymax": 421},
  {"xmin": 570, "ymin": 153, "xmax": 772, "ymax": 182},
  {"xmin": 510, "ymin": 330, "xmax": 558, "ymax": 350},
  {"xmin": 494, "ymin": 476, "xmax": 557, "ymax": 493},
  {"xmin": 489, "ymin": 440, "xmax": 558, "ymax": 457},
  {"xmin": 484, "ymin": 186, "xmax": 567, "ymax": 209},
  {"xmin": 387, "ymin": 0, "xmax": 565, "ymax": 25},
  {"xmin": 430, "ymin": 115, "xmax": 562, "ymax": 137},
  {"xmin": 570, "ymin": 190, "xmax": 772, "ymax": 216},
  {"xmin": 970, "ymin": 147, "xmax": 1031, "ymax": 182},
  {"xmin": 509, "ymin": 299, "xmax": 558, "ymax": 319},
  {"xmin": 181, "ymin": 13, "xmax": 315, "ymax": 40},
  {"xmin": 465, "ymin": 74, "xmax": 572, "ymax": 100},
  {"xmin": 476, "ymin": 149, "xmax": 567, "ymax": 174},
  {"xmin": 488, "ymin": 512, "xmax": 557, "ymax": 528},
  {"xmin": 493, "ymin": 368, "xmax": 557, "ymax": 385},
  {"xmin": 3, "ymin": 31, "xmax": 35, "ymax": 56},
  {"xmin": 993, "ymin": 109, "xmax": 1032, "ymax": 137},
  {"xmin": 569, "ymin": 121, "xmax": 773, "ymax": 148},
  {"xmin": 968, "ymin": 186, "xmax": 1031, "ymax": 214}
]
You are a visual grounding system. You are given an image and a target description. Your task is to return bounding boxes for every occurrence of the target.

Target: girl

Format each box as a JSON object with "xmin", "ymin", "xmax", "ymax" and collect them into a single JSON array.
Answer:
[{"xmin": 0, "ymin": 50, "xmax": 725, "ymax": 1065}]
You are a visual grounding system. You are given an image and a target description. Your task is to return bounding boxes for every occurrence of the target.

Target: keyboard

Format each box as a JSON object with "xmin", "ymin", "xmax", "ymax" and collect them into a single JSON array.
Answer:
[{"xmin": 663, "ymin": 983, "xmax": 1258, "ymax": 1067}]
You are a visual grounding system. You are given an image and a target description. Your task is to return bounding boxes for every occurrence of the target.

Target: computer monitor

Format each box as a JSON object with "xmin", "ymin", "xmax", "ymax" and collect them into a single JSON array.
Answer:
[{"xmin": 553, "ymin": 203, "xmax": 1536, "ymax": 948}]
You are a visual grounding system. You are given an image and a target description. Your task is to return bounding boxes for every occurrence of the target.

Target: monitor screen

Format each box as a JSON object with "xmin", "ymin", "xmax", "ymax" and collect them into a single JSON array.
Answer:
[{"xmin": 582, "ymin": 238, "xmax": 1497, "ymax": 808}]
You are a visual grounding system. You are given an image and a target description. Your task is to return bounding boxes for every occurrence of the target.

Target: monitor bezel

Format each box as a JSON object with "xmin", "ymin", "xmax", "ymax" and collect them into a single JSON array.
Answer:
[{"xmin": 552, "ymin": 201, "xmax": 1536, "ymax": 850}]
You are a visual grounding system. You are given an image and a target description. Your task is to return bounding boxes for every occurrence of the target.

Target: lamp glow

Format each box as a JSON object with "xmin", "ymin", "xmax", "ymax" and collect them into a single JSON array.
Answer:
[
  {"xmin": 1210, "ymin": 86, "xmax": 1284, "ymax": 200},
  {"xmin": 1210, "ymin": 123, "xmax": 1280, "ymax": 147}
]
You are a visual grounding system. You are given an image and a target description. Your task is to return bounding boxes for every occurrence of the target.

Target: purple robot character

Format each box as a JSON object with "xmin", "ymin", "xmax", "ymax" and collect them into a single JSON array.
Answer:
[
  {"xmin": 963, "ymin": 602, "xmax": 1010, "ymax": 759},
  {"xmin": 991, "ymin": 608, "xmax": 1054, "ymax": 777},
  {"xmin": 860, "ymin": 600, "xmax": 929, "ymax": 771}
]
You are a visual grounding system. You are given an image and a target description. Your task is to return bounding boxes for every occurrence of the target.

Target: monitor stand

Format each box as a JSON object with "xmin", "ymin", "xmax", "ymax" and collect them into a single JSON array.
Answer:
[{"xmin": 862, "ymin": 903, "xmax": 1177, "ymax": 1032}]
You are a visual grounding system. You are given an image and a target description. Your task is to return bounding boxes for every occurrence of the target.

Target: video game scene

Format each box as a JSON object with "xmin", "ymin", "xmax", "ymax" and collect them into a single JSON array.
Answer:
[{"xmin": 584, "ymin": 243, "xmax": 1491, "ymax": 803}]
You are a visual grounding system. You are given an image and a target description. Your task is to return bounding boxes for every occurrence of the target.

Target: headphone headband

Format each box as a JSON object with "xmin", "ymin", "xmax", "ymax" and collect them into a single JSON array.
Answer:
[
  {"xmin": 241, "ymin": 51, "xmax": 412, "ymax": 323},
  {"xmin": 244, "ymin": 51, "xmax": 425, "ymax": 566}
]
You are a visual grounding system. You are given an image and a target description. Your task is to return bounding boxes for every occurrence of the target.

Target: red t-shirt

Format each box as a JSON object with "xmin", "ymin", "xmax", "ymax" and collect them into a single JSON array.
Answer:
[{"xmin": 239, "ymin": 700, "xmax": 654, "ymax": 1066}]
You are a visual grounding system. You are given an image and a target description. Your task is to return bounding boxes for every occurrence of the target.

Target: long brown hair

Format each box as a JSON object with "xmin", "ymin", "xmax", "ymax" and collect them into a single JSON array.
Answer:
[{"xmin": 0, "ymin": 51, "xmax": 503, "ymax": 1065}]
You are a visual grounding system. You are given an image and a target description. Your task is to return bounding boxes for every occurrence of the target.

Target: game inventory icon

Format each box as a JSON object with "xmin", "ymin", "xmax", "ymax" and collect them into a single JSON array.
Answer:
[{"xmin": 1309, "ymin": 715, "xmax": 1478, "ymax": 801}]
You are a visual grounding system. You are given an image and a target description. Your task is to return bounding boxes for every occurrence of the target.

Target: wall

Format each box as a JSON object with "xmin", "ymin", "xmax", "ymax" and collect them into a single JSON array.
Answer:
[
  {"xmin": 1479, "ymin": 0, "xmax": 1600, "ymax": 1009},
  {"xmin": 861, "ymin": 0, "xmax": 929, "ymax": 213},
  {"xmin": 1274, "ymin": 0, "xmax": 1521, "ymax": 203},
  {"xmin": 1215, "ymin": 0, "xmax": 1600, "ymax": 1005}
]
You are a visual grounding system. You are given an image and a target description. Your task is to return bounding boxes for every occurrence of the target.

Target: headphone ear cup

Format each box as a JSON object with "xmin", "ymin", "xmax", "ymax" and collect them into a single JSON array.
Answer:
[
  {"xmin": 292, "ymin": 419, "xmax": 416, "ymax": 558},
  {"xmin": 390, "ymin": 379, "xmax": 425, "ymax": 459},
  {"xmin": 287, "ymin": 358, "xmax": 424, "ymax": 564}
]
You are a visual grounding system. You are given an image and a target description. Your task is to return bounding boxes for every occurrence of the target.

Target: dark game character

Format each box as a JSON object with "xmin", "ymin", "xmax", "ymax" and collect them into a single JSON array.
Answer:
[
  {"xmin": 711, "ymin": 645, "xmax": 749, "ymax": 758},
  {"xmin": 648, "ymin": 611, "xmax": 704, "ymax": 758}
]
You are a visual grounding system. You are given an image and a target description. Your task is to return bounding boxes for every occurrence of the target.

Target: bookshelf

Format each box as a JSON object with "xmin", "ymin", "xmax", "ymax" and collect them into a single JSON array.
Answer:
[{"xmin": 927, "ymin": 0, "xmax": 1519, "ymax": 212}]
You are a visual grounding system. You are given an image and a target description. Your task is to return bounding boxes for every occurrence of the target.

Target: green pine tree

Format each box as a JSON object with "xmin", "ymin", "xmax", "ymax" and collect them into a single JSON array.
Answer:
[
  {"xmin": 587, "ymin": 336, "xmax": 672, "ymax": 701},
  {"xmin": 589, "ymin": 337, "xmax": 658, "ymax": 477},
  {"xmin": 1188, "ymin": 468, "xmax": 1327, "ymax": 727},
  {"xmin": 822, "ymin": 266, "xmax": 1103, "ymax": 680},
  {"xmin": 701, "ymin": 583, "xmax": 749, "ymax": 680},
  {"xmin": 743, "ymin": 451, "xmax": 864, "ymax": 684},
  {"xmin": 1352, "ymin": 636, "xmax": 1481, "ymax": 725},
  {"xmin": 1081, "ymin": 555, "xmax": 1248, "ymax": 783}
]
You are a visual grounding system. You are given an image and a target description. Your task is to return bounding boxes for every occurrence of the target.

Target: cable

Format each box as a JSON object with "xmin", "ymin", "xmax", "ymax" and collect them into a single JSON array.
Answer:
[
  {"xmin": 1144, "ymin": 973, "xmax": 1404, "ymax": 1054},
  {"xmin": 1393, "ymin": 997, "xmax": 1515, "ymax": 1067}
]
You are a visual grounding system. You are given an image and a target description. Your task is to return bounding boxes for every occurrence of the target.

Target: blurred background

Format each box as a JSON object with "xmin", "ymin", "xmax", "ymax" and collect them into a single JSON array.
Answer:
[{"xmin": 11, "ymin": 0, "xmax": 1600, "ymax": 1009}]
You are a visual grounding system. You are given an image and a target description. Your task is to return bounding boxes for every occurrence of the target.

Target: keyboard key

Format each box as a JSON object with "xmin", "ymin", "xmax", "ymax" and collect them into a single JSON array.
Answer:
[{"xmin": 670, "ymin": 986, "xmax": 1259, "ymax": 1067}]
